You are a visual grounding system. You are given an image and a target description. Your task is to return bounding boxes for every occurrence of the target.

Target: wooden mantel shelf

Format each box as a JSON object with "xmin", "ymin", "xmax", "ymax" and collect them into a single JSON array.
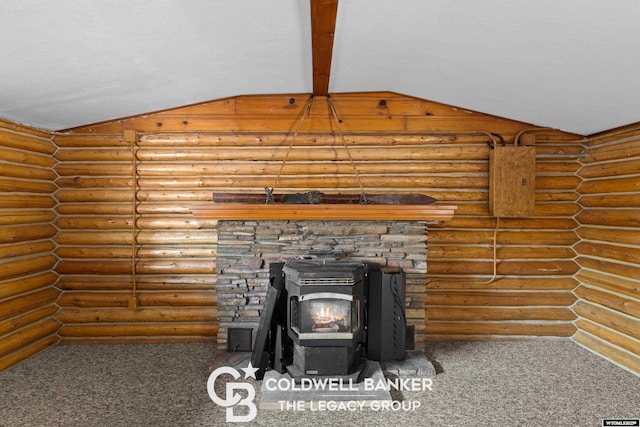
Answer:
[{"xmin": 190, "ymin": 204, "xmax": 457, "ymax": 221}]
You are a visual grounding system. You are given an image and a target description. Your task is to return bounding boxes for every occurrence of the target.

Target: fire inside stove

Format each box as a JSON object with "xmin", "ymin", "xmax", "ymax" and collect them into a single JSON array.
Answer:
[
  {"xmin": 291, "ymin": 294, "xmax": 360, "ymax": 338},
  {"xmin": 310, "ymin": 299, "xmax": 348, "ymax": 332}
]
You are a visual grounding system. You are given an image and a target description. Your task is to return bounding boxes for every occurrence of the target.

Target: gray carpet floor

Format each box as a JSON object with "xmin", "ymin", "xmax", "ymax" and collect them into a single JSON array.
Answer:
[{"xmin": 0, "ymin": 340, "xmax": 638, "ymax": 426}]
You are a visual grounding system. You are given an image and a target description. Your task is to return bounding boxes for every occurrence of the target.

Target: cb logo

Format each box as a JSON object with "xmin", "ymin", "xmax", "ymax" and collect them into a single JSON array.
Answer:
[{"xmin": 207, "ymin": 366, "xmax": 258, "ymax": 422}]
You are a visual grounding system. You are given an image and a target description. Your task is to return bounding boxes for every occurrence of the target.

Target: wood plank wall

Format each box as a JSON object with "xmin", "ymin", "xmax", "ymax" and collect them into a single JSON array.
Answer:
[
  {"xmin": 56, "ymin": 92, "xmax": 583, "ymax": 344},
  {"xmin": 53, "ymin": 129, "xmax": 218, "ymax": 344},
  {"xmin": 0, "ymin": 119, "xmax": 60, "ymax": 371},
  {"xmin": 574, "ymin": 126, "xmax": 640, "ymax": 374}
]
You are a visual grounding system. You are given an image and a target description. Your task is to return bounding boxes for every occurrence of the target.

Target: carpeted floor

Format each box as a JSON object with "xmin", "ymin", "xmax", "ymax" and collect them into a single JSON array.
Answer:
[{"xmin": 0, "ymin": 340, "xmax": 638, "ymax": 426}]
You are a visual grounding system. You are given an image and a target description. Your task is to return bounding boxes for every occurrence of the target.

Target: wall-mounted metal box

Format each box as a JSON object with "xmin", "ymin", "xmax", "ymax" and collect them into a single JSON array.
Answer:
[{"xmin": 489, "ymin": 145, "xmax": 536, "ymax": 217}]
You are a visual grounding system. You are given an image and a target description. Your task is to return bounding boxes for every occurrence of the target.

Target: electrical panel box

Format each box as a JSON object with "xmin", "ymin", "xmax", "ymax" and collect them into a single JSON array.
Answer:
[{"xmin": 489, "ymin": 145, "xmax": 536, "ymax": 217}]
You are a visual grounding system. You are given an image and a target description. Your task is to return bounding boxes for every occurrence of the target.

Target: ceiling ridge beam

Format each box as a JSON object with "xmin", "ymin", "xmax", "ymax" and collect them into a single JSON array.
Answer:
[{"xmin": 311, "ymin": 0, "xmax": 339, "ymax": 96}]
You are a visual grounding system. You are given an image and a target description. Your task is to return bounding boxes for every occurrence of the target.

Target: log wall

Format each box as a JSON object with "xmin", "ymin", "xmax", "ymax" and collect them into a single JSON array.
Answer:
[
  {"xmin": 0, "ymin": 119, "xmax": 60, "ymax": 371},
  {"xmin": 574, "ymin": 126, "xmax": 640, "ymax": 374},
  {"xmin": 4, "ymin": 92, "xmax": 639, "ymax": 374},
  {"xmin": 57, "ymin": 92, "xmax": 582, "ymax": 344},
  {"xmin": 53, "ymin": 129, "xmax": 218, "ymax": 344}
]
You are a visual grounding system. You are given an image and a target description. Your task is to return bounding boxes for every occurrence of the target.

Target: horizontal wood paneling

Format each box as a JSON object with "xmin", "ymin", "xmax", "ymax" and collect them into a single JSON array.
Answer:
[
  {"xmin": 574, "ymin": 285, "xmax": 640, "ymax": 319},
  {"xmin": 574, "ymin": 270, "xmax": 638, "ymax": 299},
  {"xmin": 0, "ymin": 255, "xmax": 57, "ymax": 281},
  {"xmin": 574, "ymin": 128, "xmax": 640, "ymax": 374},
  {"xmin": 426, "ymin": 207, "xmax": 580, "ymax": 340},
  {"xmin": 56, "ymin": 307, "xmax": 217, "ymax": 323},
  {"xmin": 574, "ymin": 331, "xmax": 640, "ymax": 375},
  {"xmin": 55, "ymin": 275, "xmax": 216, "ymax": 291},
  {"xmin": 426, "ymin": 290, "xmax": 576, "ymax": 307},
  {"xmin": 54, "ymin": 128, "xmax": 217, "ymax": 344},
  {"xmin": 0, "ymin": 273, "xmax": 58, "ymax": 300},
  {"xmin": 56, "ymin": 92, "xmax": 582, "ymax": 343},
  {"xmin": 0, "ymin": 334, "xmax": 58, "ymax": 372},
  {"xmin": 57, "ymin": 323, "xmax": 216, "ymax": 338},
  {"xmin": 425, "ymin": 322, "xmax": 576, "ymax": 337},
  {"xmin": 0, "ymin": 318, "xmax": 61, "ymax": 359},
  {"xmin": 576, "ymin": 227, "xmax": 640, "ymax": 247},
  {"xmin": 0, "ymin": 286, "xmax": 59, "ymax": 323},
  {"xmin": 427, "ymin": 307, "xmax": 576, "ymax": 321},
  {"xmin": 426, "ymin": 276, "xmax": 578, "ymax": 290},
  {"xmin": 57, "ymin": 291, "xmax": 215, "ymax": 308},
  {"xmin": 0, "ymin": 241, "xmax": 55, "ymax": 260},
  {"xmin": 0, "ymin": 120, "xmax": 59, "ymax": 371},
  {"xmin": 0, "ymin": 194, "xmax": 56, "ymax": 209},
  {"xmin": 5, "ymin": 94, "xmax": 640, "ymax": 373},
  {"xmin": 574, "ymin": 319, "xmax": 640, "ymax": 357},
  {"xmin": 0, "ymin": 305, "xmax": 58, "ymax": 337}
]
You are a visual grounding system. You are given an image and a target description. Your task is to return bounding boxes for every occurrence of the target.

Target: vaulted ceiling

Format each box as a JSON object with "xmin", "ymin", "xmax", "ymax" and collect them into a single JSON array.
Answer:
[{"xmin": 2, "ymin": 0, "xmax": 639, "ymax": 135}]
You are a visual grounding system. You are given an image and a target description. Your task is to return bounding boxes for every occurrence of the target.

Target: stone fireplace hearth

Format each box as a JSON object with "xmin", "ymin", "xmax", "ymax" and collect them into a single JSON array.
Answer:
[{"xmin": 215, "ymin": 220, "xmax": 432, "ymax": 351}]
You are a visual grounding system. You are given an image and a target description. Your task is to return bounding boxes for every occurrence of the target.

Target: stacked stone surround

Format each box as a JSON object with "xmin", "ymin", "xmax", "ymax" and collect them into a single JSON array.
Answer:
[{"xmin": 215, "ymin": 220, "xmax": 431, "ymax": 351}]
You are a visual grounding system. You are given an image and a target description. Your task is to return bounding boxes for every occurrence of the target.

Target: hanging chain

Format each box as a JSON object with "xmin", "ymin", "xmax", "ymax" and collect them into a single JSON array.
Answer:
[
  {"xmin": 267, "ymin": 96, "xmax": 314, "ymax": 203},
  {"xmin": 326, "ymin": 97, "xmax": 369, "ymax": 204}
]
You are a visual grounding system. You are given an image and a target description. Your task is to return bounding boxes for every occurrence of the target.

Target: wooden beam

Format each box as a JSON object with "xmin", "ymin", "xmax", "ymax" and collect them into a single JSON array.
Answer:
[
  {"xmin": 311, "ymin": 0, "xmax": 339, "ymax": 95},
  {"xmin": 191, "ymin": 204, "xmax": 456, "ymax": 221}
]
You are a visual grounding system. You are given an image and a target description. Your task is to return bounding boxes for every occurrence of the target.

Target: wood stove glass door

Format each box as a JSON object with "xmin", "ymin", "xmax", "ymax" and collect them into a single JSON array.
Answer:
[{"xmin": 291, "ymin": 293, "xmax": 360, "ymax": 340}]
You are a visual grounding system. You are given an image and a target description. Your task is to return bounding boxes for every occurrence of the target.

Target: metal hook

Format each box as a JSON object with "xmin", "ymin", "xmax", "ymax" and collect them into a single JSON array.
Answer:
[{"xmin": 264, "ymin": 187, "xmax": 274, "ymax": 204}]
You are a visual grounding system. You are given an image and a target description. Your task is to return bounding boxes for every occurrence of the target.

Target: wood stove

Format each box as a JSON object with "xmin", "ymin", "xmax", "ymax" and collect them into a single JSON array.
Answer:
[
  {"xmin": 250, "ymin": 254, "xmax": 408, "ymax": 381},
  {"xmin": 283, "ymin": 258, "xmax": 366, "ymax": 377}
]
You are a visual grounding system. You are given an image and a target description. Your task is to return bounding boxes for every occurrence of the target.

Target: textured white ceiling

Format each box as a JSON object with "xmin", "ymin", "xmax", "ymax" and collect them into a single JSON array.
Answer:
[
  {"xmin": 2, "ymin": 0, "xmax": 640, "ymax": 134},
  {"xmin": 1, "ymin": 0, "xmax": 312, "ymax": 131},
  {"xmin": 332, "ymin": 0, "xmax": 640, "ymax": 136}
]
